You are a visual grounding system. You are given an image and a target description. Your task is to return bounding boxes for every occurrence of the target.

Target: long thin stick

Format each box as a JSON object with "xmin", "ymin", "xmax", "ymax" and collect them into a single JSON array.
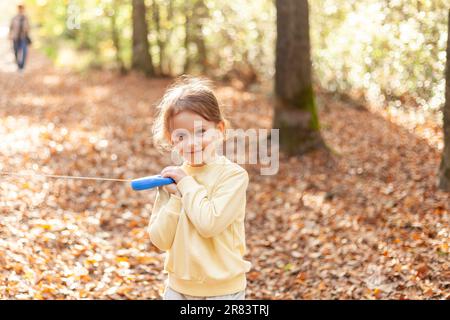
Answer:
[{"xmin": 0, "ymin": 171, "xmax": 130, "ymax": 182}]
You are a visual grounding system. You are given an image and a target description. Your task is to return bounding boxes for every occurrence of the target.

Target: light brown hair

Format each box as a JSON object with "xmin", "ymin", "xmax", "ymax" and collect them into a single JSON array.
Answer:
[{"xmin": 152, "ymin": 75, "xmax": 230, "ymax": 151}]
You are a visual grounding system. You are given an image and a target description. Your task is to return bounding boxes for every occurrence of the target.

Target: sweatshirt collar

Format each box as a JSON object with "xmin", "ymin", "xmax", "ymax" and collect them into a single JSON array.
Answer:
[{"xmin": 181, "ymin": 154, "xmax": 225, "ymax": 173}]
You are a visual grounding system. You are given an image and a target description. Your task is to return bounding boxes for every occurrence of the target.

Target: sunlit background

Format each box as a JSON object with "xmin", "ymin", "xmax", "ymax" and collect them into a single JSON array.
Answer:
[{"xmin": 20, "ymin": 0, "xmax": 448, "ymax": 123}]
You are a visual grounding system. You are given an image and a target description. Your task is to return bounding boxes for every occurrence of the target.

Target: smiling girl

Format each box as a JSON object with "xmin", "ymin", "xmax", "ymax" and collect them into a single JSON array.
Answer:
[{"xmin": 148, "ymin": 76, "xmax": 252, "ymax": 300}]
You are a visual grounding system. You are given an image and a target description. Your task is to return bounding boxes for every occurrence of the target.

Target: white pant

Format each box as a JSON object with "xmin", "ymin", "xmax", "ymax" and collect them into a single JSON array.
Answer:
[{"xmin": 163, "ymin": 285, "xmax": 246, "ymax": 300}]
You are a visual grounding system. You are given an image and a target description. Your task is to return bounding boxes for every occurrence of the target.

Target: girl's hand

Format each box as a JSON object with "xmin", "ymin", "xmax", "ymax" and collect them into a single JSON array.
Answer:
[
  {"xmin": 161, "ymin": 166, "xmax": 186, "ymax": 197},
  {"xmin": 161, "ymin": 166, "xmax": 187, "ymax": 184},
  {"xmin": 163, "ymin": 183, "xmax": 181, "ymax": 197}
]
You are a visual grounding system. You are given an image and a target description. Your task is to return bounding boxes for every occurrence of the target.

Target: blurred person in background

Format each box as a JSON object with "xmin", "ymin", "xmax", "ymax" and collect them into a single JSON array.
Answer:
[{"xmin": 9, "ymin": 3, "xmax": 31, "ymax": 72}]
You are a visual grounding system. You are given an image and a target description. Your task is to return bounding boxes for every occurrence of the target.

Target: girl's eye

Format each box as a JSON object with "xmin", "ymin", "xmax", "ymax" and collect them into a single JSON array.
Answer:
[{"xmin": 195, "ymin": 129, "xmax": 206, "ymax": 136}]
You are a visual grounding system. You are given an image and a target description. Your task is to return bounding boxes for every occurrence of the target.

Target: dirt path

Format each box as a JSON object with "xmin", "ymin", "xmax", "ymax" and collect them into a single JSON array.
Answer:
[
  {"xmin": 0, "ymin": 36, "xmax": 448, "ymax": 299},
  {"xmin": 0, "ymin": 23, "xmax": 19, "ymax": 73}
]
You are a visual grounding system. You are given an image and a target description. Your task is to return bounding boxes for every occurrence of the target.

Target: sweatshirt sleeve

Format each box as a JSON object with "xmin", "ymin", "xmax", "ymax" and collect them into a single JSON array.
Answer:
[
  {"xmin": 176, "ymin": 167, "xmax": 249, "ymax": 238},
  {"xmin": 147, "ymin": 187, "xmax": 182, "ymax": 251}
]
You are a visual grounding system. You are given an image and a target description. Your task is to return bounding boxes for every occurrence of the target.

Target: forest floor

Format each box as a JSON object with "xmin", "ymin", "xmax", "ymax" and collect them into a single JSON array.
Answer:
[{"xmin": 0, "ymin": 35, "xmax": 449, "ymax": 299}]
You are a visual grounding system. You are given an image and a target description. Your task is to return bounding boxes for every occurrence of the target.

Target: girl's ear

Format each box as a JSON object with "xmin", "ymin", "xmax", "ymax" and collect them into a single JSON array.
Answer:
[
  {"xmin": 215, "ymin": 121, "xmax": 226, "ymax": 142},
  {"xmin": 217, "ymin": 121, "xmax": 225, "ymax": 133}
]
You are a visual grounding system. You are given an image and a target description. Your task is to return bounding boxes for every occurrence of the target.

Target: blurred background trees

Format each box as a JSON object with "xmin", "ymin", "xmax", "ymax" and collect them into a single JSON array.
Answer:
[
  {"xmin": 310, "ymin": 0, "xmax": 448, "ymax": 116},
  {"xmin": 131, "ymin": 0, "xmax": 154, "ymax": 75},
  {"xmin": 25, "ymin": 0, "xmax": 274, "ymax": 82},
  {"xmin": 24, "ymin": 0, "xmax": 448, "ymax": 116},
  {"xmin": 21, "ymin": 0, "xmax": 450, "ymax": 189}
]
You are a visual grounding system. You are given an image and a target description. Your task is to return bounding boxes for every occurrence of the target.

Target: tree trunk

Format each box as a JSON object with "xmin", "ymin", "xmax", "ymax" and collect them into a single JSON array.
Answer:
[
  {"xmin": 166, "ymin": 0, "xmax": 174, "ymax": 75},
  {"xmin": 110, "ymin": 0, "xmax": 126, "ymax": 74},
  {"xmin": 183, "ymin": 1, "xmax": 191, "ymax": 74},
  {"xmin": 152, "ymin": 0, "xmax": 163, "ymax": 76},
  {"xmin": 193, "ymin": 0, "xmax": 208, "ymax": 74},
  {"xmin": 273, "ymin": 0, "xmax": 324, "ymax": 156},
  {"xmin": 183, "ymin": 0, "xmax": 208, "ymax": 74},
  {"xmin": 132, "ymin": 0, "xmax": 154, "ymax": 76},
  {"xmin": 438, "ymin": 10, "xmax": 450, "ymax": 191}
]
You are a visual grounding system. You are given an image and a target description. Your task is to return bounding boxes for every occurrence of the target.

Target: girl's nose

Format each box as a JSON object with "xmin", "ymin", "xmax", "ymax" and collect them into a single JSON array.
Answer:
[
  {"xmin": 187, "ymin": 145, "xmax": 202, "ymax": 152},
  {"xmin": 186, "ymin": 139, "xmax": 202, "ymax": 152}
]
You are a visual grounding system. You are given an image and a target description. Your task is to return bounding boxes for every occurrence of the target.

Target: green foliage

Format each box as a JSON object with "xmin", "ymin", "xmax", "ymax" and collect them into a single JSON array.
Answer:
[
  {"xmin": 22, "ymin": 0, "xmax": 448, "ymax": 115},
  {"xmin": 310, "ymin": 0, "xmax": 448, "ymax": 113},
  {"xmin": 25, "ymin": 0, "xmax": 131, "ymax": 70},
  {"xmin": 24, "ymin": 0, "xmax": 274, "ymax": 77},
  {"xmin": 202, "ymin": 0, "xmax": 275, "ymax": 79}
]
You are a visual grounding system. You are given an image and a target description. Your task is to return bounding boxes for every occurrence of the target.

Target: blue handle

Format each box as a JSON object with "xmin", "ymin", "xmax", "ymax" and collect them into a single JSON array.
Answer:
[{"xmin": 131, "ymin": 175, "xmax": 175, "ymax": 191}]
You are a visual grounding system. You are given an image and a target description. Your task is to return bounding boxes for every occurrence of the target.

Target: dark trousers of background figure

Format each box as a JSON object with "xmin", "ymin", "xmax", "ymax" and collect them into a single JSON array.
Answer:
[{"xmin": 13, "ymin": 38, "xmax": 28, "ymax": 70}]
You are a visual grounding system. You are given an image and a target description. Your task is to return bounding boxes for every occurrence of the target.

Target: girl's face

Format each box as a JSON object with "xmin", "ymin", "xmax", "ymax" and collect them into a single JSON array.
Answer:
[{"xmin": 170, "ymin": 111, "xmax": 224, "ymax": 166}]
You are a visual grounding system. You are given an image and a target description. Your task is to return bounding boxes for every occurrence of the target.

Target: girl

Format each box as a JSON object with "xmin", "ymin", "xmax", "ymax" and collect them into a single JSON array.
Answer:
[{"xmin": 148, "ymin": 76, "xmax": 252, "ymax": 300}]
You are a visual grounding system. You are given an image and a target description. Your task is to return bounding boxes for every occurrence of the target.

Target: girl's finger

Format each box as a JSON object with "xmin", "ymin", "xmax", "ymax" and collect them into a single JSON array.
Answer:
[
  {"xmin": 160, "ymin": 167, "xmax": 171, "ymax": 175},
  {"xmin": 161, "ymin": 166, "xmax": 176, "ymax": 175},
  {"xmin": 161, "ymin": 170, "xmax": 174, "ymax": 178}
]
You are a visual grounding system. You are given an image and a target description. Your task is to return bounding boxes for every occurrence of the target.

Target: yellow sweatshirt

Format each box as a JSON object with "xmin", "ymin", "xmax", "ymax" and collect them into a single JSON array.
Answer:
[{"xmin": 147, "ymin": 155, "xmax": 252, "ymax": 297}]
